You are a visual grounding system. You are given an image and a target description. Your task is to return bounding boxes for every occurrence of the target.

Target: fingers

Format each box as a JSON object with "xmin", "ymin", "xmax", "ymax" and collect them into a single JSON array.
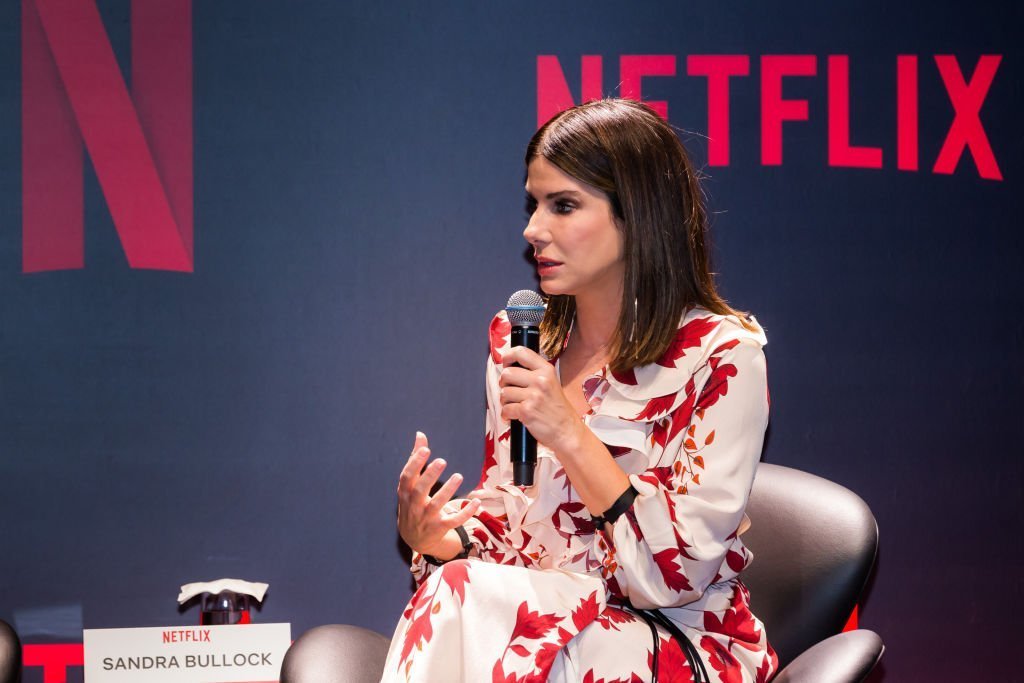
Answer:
[
  {"xmin": 413, "ymin": 430, "xmax": 428, "ymax": 451},
  {"xmin": 427, "ymin": 472, "xmax": 464, "ymax": 511},
  {"xmin": 398, "ymin": 444, "xmax": 429, "ymax": 497},
  {"xmin": 442, "ymin": 498, "xmax": 481, "ymax": 528},
  {"xmin": 413, "ymin": 457, "xmax": 447, "ymax": 499},
  {"xmin": 501, "ymin": 346, "xmax": 548, "ymax": 370},
  {"xmin": 498, "ymin": 366, "xmax": 532, "ymax": 388}
]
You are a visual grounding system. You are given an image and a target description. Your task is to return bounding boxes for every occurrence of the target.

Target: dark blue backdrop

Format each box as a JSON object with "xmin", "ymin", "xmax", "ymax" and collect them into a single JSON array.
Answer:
[{"xmin": 1, "ymin": 1, "xmax": 1021, "ymax": 680}]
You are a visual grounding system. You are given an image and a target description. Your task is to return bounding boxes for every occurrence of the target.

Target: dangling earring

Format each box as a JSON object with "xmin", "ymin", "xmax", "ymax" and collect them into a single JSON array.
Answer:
[{"xmin": 628, "ymin": 298, "xmax": 638, "ymax": 343}]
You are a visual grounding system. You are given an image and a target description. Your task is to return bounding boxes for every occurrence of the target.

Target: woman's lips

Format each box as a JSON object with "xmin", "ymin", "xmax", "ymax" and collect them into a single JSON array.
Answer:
[{"xmin": 536, "ymin": 260, "xmax": 562, "ymax": 276}]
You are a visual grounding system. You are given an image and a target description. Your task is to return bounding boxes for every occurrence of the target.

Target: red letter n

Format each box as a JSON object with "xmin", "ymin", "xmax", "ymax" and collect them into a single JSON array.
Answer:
[
  {"xmin": 536, "ymin": 56, "xmax": 603, "ymax": 128},
  {"xmin": 22, "ymin": 0, "xmax": 193, "ymax": 273}
]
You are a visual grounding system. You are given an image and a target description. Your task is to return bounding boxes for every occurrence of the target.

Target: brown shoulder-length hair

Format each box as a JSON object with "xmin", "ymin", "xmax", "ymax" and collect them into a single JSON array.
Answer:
[{"xmin": 526, "ymin": 98, "xmax": 750, "ymax": 373}]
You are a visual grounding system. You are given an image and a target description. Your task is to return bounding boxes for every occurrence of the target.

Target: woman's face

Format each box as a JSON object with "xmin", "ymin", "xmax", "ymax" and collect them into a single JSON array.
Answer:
[{"xmin": 523, "ymin": 156, "xmax": 625, "ymax": 301}]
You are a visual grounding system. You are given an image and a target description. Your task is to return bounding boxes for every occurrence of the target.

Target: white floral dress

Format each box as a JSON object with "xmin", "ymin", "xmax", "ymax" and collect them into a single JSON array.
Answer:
[{"xmin": 382, "ymin": 307, "xmax": 778, "ymax": 683}]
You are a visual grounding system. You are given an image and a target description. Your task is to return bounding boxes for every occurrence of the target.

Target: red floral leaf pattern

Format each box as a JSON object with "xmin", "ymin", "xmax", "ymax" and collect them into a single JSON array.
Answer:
[
  {"xmin": 656, "ymin": 316, "xmax": 720, "ymax": 368},
  {"xmin": 586, "ymin": 671, "xmax": 649, "ymax": 683},
  {"xmin": 479, "ymin": 431, "xmax": 497, "ymax": 484},
  {"xmin": 478, "ymin": 509, "xmax": 510, "ymax": 540},
  {"xmin": 652, "ymin": 548, "xmax": 694, "ymax": 592},
  {"xmin": 695, "ymin": 363, "xmax": 737, "ymax": 411},
  {"xmin": 571, "ymin": 590, "xmax": 601, "ymax": 631},
  {"xmin": 635, "ymin": 392, "xmax": 677, "ymax": 420},
  {"xmin": 708, "ymin": 339, "xmax": 740, "ymax": 371},
  {"xmin": 703, "ymin": 601, "xmax": 760, "ymax": 645},
  {"xmin": 594, "ymin": 606, "xmax": 637, "ymax": 632},
  {"xmin": 510, "ymin": 601, "xmax": 561, "ymax": 641},
  {"xmin": 611, "ymin": 366, "xmax": 637, "ymax": 385},
  {"xmin": 532, "ymin": 639, "xmax": 564, "ymax": 673},
  {"xmin": 490, "ymin": 314, "xmax": 511, "ymax": 363},
  {"xmin": 492, "ymin": 660, "xmax": 524, "ymax": 683},
  {"xmin": 606, "ymin": 444, "xmax": 632, "ymax": 457},
  {"xmin": 439, "ymin": 559, "xmax": 471, "ymax": 604},
  {"xmin": 645, "ymin": 635, "xmax": 696, "ymax": 682},
  {"xmin": 661, "ymin": 393, "xmax": 697, "ymax": 447},
  {"xmin": 399, "ymin": 601, "xmax": 434, "ymax": 664},
  {"xmin": 725, "ymin": 548, "xmax": 747, "ymax": 573},
  {"xmin": 700, "ymin": 636, "xmax": 742, "ymax": 683}
]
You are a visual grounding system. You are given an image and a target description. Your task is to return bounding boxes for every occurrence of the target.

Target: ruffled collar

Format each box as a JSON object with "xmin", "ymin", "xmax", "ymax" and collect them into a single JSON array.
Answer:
[{"xmin": 488, "ymin": 306, "xmax": 766, "ymax": 453}]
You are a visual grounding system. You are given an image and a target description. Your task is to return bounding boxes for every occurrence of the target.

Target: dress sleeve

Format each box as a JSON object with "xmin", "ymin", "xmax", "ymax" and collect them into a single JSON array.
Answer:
[
  {"xmin": 410, "ymin": 316, "xmax": 526, "ymax": 585},
  {"xmin": 595, "ymin": 338, "xmax": 769, "ymax": 609}
]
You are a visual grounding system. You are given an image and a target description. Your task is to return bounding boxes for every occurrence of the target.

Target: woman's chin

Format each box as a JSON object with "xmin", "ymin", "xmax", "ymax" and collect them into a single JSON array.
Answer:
[{"xmin": 539, "ymin": 281, "xmax": 565, "ymax": 296}]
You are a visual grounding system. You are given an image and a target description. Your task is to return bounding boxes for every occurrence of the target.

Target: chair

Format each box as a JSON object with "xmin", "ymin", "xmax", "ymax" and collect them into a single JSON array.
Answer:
[
  {"xmin": 0, "ymin": 619, "xmax": 22, "ymax": 683},
  {"xmin": 742, "ymin": 463, "xmax": 883, "ymax": 681},
  {"xmin": 281, "ymin": 463, "xmax": 882, "ymax": 682},
  {"xmin": 281, "ymin": 624, "xmax": 390, "ymax": 683}
]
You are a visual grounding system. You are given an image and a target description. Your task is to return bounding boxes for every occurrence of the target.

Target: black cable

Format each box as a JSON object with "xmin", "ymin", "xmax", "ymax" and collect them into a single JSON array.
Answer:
[
  {"xmin": 632, "ymin": 609, "xmax": 661, "ymax": 681},
  {"xmin": 644, "ymin": 609, "xmax": 710, "ymax": 683},
  {"xmin": 627, "ymin": 607, "xmax": 709, "ymax": 683}
]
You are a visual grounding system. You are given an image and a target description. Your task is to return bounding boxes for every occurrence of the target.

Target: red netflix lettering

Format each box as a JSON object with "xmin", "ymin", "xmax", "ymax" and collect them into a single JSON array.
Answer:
[
  {"xmin": 535, "ymin": 53, "xmax": 1002, "ymax": 182},
  {"xmin": 827, "ymin": 55, "xmax": 882, "ymax": 168},
  {"xmin": 619, "ymin": 55, "xmax": 676, "ymax": 119},
  {"xmin": 896, "ymin": 55, "xmax": 919, "ymax": 171},
  {"xmin": 687, "ymin": 55, "xmax": 750, "ymax": 166},
  {"xmin": 21, "ymin": 0, "xmax": 193, "ymax": 273},
  {"xmin": 536, "ymin": 55, "xmax": 602, "ymax": 128},
  {"xmin": 22, "ymin": 644, "xmax": 84, "ymax": 683},
  {"xmin": 162, "ymin": 628, "xmax": 212, "ymax": 643},
  {"xmin": 932, "ymin": 55, "xmax": 1002, "ymax": 180},
  {"xmin": 760, "ymin": 55, "xmax": 817, "ymax": 165}
]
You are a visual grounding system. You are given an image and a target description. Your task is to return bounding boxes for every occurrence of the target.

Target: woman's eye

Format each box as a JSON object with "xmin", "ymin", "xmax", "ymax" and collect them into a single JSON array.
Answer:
[
  {"xmin": 524, "ymin": 198, "xmax": 537, "ymax": 217},
  {"xmin": 554, "ymin": 200, "xmax": 575, "ymax": 214}
]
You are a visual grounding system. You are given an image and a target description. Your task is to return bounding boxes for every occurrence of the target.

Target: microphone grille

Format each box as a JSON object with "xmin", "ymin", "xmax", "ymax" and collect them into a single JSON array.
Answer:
[{"xmin": 505, "ymin": 290, "xmax": 545, "ymax": 325}]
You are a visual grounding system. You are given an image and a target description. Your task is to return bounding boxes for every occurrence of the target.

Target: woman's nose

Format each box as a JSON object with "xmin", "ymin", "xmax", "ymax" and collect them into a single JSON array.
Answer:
[{"xmin": 523, "ymin": 214, "xmax": 545, "ymax": 246}]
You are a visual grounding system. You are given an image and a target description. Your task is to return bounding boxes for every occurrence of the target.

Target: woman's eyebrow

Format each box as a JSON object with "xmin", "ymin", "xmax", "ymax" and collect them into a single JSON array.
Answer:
[
  {"xmin": 545, "ymin": 190, "xmax": 582, "ymax": 199},
  {"xmin": 524, "ymin": 189, "xmax": 583, "ymax": 200}
]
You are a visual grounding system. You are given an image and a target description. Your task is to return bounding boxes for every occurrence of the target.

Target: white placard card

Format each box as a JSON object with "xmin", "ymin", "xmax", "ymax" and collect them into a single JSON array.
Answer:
[{"xmin": 83, "ymin": 623, "xmax": 291, "ymax": 682}]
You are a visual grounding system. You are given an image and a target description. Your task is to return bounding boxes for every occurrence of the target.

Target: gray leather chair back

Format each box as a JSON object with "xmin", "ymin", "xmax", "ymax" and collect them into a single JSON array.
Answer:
[
  {"xmin": 0, "ymin": 620, "xmax": 21, "ymax": 683},
  {"xmin": 741, "ymin": 463, "xmax": 879, "ymax": 669},
  {"xmin": 280, "ymin": 624, "xmax": 390, "ymax": 683}
]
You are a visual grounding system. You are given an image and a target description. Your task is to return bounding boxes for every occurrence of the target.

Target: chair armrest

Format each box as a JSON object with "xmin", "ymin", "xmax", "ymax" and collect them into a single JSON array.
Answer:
[{"xmin": 772, "ymin": 629, "xmax": 884, "ymax": 683}]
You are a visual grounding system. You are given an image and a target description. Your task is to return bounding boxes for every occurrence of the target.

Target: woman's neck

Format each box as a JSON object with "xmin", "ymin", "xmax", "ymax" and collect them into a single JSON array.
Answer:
[{"xmin": 572, "ymin": 293, "xmax": 620, "ymax": 358}]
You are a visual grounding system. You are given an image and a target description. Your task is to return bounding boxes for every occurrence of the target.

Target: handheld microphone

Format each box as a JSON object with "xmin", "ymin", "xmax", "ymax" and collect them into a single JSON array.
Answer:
[{"xmin": 505, "ymin": 290, "xmax": 545, "ymax": 487}]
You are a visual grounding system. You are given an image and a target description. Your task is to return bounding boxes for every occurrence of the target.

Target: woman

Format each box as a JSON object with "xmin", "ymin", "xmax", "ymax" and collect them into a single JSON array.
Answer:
[{"xmin": 384, "ymin": 99, "xmax": 777, "ymax": 682}]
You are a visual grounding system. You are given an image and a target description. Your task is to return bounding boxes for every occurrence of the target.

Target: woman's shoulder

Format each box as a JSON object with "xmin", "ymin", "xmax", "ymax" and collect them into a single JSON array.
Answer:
[
  {"xmin": 606, "ymin": 305, "xmax": 766, "ymax": 400},
  {"xmin": 675, "ymin": 305, "xmax": 767, "ymax": 352}
]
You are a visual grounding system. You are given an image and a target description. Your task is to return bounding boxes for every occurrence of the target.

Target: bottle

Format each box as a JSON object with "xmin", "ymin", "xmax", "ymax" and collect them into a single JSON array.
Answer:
[{"xmin": 199, "ymin": 590, "xmax": 251, "ymax": 625}]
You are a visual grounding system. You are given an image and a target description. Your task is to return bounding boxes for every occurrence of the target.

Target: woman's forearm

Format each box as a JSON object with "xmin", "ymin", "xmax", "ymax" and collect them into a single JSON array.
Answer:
[{"xmin": 552, "ymin": 421, "xmax": 632, "ymax": 519}]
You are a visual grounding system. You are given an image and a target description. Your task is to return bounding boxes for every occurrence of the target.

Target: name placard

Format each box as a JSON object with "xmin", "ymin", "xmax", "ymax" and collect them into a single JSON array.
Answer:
[{"xmin": 83, "ymin": 623, "xmax": 291, "ymax": 682}]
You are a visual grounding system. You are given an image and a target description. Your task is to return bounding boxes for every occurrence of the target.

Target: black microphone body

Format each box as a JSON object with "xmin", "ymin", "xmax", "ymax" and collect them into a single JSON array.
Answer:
[
  {"xmin": 505, "ymin": 290, "xmax": 546, "ymax": 487},
  {"xmin": 510, "ymin": 324, "xmax": 540, "ymax": 486}
]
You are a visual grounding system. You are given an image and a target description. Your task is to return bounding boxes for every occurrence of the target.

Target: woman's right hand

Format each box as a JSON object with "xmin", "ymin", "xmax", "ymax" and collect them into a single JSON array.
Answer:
[{"xmin": 397, "ymin": 431, "xmax": 480, "ymax": 559}]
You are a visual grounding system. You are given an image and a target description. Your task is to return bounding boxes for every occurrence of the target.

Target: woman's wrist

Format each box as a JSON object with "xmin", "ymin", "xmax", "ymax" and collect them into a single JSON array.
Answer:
[
  {"xmin": 417, "ymin": 528, "xmax": 466, "ymax": 562},
  {"xmin": 550, "ymin": 416, "xmax": 589, "ymax": 461}
]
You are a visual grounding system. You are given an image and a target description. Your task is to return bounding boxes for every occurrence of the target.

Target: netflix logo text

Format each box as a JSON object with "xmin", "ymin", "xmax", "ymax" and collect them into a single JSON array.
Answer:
[{"xmin": 537, "ymin": 54, "xmax": 1003, "ymax": 181}]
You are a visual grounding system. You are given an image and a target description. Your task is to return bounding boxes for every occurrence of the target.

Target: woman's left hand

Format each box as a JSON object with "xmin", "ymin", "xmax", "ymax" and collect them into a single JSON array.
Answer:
[{"xmin": 499, "ymin": 346, "xmax": 582, "ymax": 453}]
